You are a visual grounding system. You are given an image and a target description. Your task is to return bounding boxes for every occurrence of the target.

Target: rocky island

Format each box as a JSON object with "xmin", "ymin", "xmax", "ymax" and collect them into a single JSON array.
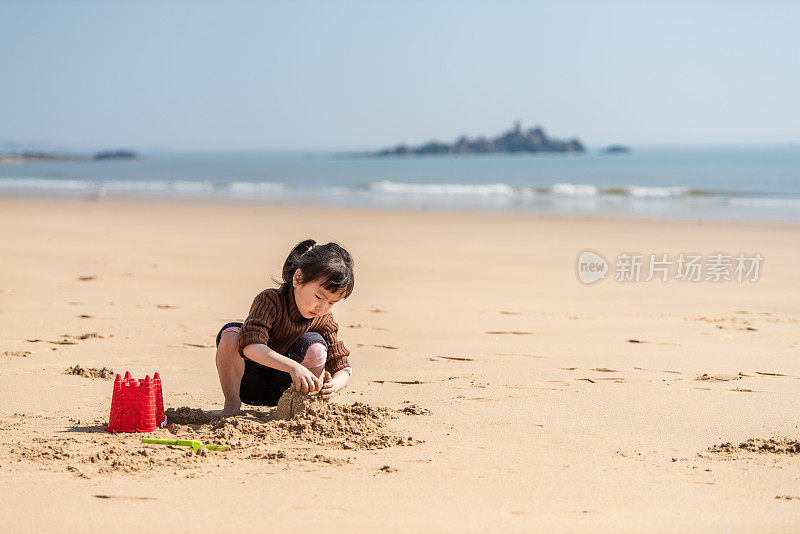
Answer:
[
  {"xmin": 601, "ymin": 144, "xmax": 630, "ymax": 154},
  {"xmin": 0, "ymin": 151, "xmax": 86, "ymax": 164},
  {"xmin": 368, "ymin": 121, "xmax": 585, "ymax": 156},
  {"xmin": 93, "ymin": 149, "xmax": 138, "ymax": 160},
  {"xmin": 0, "ymin": 148, "xmax": 139, "ymax": 164}
]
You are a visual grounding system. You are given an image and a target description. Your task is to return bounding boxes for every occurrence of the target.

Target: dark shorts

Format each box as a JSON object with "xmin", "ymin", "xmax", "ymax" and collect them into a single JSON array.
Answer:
[{"xmin": 215, "ymin": 322, "xmax": 328, "ymax": 407}]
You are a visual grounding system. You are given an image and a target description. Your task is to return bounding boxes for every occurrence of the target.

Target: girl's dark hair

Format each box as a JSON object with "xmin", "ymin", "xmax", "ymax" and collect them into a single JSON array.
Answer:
[{"xmin": 278, "ymin": 239, "xmax": 355, "ymax": 298}]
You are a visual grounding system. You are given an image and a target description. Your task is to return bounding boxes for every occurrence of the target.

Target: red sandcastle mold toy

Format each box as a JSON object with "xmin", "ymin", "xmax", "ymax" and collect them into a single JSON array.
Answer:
[{"xmin": 106, "ymin": 371, "xmax": 168, "ymax": 433}]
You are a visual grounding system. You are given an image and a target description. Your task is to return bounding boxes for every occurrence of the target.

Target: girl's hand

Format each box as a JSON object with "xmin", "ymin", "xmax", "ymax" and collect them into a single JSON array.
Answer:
[
  {"xmin": 289, "ymin": 363, "xmax": 322, "ymax": 394},
  {"xmin": 320, "ymin": 371, "xmax": 346, "ymax": 400}
]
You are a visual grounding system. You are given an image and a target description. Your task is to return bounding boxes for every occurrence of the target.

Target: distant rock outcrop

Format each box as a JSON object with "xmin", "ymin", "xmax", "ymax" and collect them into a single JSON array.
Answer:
[
  {"xmin": 367, "ymin": 121, "xmax": 585, "ymax": 156},
  {"xmin": 0, "ymin": 148, "xmax": 140, "ymax": 164},
  {"xmin": 93, "ymin": 149, "xmax": 138, "ymax": 160},
  {"xmin": 601, "ymin": 144, "xmax": 630, "ymax": 154},
  {"xmin": 0, "ymin": 152, "xmax": 87, "ymax": 163}
]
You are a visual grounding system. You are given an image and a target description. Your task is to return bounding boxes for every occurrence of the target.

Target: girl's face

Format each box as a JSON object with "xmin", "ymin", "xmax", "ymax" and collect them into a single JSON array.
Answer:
[{"xmin": 292, "ymin": 269, "xmax": 344, "ymax": 319}]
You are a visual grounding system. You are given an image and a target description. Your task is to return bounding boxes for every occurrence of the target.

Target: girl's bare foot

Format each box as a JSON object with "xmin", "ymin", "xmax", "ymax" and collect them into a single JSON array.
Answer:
[{"xmin": 221, "ymin": 403, "xmax": 241, "ymax": 416}]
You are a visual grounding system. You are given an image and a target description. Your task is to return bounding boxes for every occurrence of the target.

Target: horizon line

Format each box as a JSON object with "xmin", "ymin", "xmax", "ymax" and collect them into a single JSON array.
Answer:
[{"xmin": 1, "ymin": 140, "xmax": 799, "ymax": 154}]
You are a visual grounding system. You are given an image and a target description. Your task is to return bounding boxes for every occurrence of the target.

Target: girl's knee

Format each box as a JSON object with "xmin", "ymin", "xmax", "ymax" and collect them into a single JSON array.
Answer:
[
  {"xmin": 301, "ymin": 342, "xmax": 327, "ymax": 369},
  {"xmin": 217, "ymin": 331, "xmax": 240, "ymax": 358}
]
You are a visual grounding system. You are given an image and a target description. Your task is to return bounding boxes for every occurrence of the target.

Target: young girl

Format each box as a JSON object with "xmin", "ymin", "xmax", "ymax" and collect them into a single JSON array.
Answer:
[{"xmin": 214, "ymin": 239, "xmax": 354, "ymax": 415}]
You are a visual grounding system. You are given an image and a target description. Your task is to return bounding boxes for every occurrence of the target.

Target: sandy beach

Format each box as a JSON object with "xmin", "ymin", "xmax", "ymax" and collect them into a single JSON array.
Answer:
[{"xmin": 1, "ymin": 197, "xmax": 799, "ymax": 532}]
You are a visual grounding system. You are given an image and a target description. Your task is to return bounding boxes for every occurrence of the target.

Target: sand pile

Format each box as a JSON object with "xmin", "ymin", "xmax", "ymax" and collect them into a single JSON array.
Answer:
[
  {"xmin": 196, "ymin": 389, "xmax": 420, "ymax": 450},
  {"xmin": 165, "ymin": 407, "xmax": 215, "ymax": 425},
  {"xmin": 164, "ymin": 388, "xmax": 421, "ymax": 451},
  {"xmin": 275, "ymin": 388, "xmax": 320, "ymax": 420},
  {"xmin": 0, "ymin": 391, "xmax": 422, "ymax": 478},
  {"xmin": 709, "ymin": 438, "xmax": 800, "ymax": 455},
  {"xmin": 64, "ymin": 365, "xmax": 115, "ymax": 380}
]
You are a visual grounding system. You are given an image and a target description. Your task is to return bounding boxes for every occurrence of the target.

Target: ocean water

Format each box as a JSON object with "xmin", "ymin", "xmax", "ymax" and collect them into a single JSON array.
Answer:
[{"xmin": 1, "ymin": 145, "xmax": 799, "ymax": 222}]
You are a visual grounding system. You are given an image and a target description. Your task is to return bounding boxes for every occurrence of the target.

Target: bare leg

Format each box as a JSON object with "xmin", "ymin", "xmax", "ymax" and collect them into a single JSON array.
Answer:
[{"xmin": 215, "ymin": 331, "xmax": 244, "ymax": 415}]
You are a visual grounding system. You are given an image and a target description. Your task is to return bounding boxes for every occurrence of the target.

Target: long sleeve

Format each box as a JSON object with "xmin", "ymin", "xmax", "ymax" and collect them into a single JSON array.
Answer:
[
  {"xmin": 320, "ymin": 317, "xmax": 351, "ymax": 374},
  {"xmin": 238, "ymin": 290, "xmax": 277, "ymax": 359}
]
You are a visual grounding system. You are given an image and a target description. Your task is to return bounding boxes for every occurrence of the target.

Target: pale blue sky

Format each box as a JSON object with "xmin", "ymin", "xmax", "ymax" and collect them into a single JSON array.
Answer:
[{"xmin": 1, "ymin": 1, "xmax": 797, "ymax": 150}]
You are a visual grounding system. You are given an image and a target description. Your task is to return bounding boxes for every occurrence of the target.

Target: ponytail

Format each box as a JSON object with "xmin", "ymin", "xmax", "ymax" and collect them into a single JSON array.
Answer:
[{"xmin": 281, "ymin": 239, "xmax": 317, "ymax": 287}]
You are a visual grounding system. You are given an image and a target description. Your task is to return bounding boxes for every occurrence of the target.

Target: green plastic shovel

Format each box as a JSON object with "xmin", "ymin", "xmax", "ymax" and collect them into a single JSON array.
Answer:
[{"xmin": 141, "ymin": 438, "xmax": 229, "ymax": 452}]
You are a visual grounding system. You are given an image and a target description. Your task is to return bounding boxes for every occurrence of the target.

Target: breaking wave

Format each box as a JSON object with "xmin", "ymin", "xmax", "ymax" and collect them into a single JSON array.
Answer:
[{"xmin": 368, "ymin": 180, "xmax": 743, "ymax": 199}]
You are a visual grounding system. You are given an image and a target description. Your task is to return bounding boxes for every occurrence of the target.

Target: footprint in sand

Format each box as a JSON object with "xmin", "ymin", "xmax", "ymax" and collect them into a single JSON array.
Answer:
[
  {"xmin": 93, "ymin": 495, "xmax": 156, "ymax": 501},
  {"xmin": 715, "ymin": 325, "xmax": 759, "ymax": 331},
  {"xmin": 632, "ymin": 367, "xmax": 681, "ymax": 374},
  {"xmin": 663, "ymin": 370, "xmax": 682, "ymax": 374},
  {"xmin": 695, "ymin": 373, "xmax": 745, "ymax": 382},
  {"xmin": 27, "ymin": 338, "xmax": 76, "ymax": 345},
  {"xmin": 65, "ymin": 332, "xmax": 104, "ymax": 340},
  {"xmin": 399, "ymin": 403, "xmax": 431, "ymax": 415},
  {"xmin": 626, "ymin": 338, "xmax": 681, "ymax": 346},
  {"xmin": 576, "ymin": 377, "xmax": 627, "ymax": 383},
  {"xmin": 430, "ymin": 356, "xmax": 475, "ymax": 362},
  {"xmin": 27, "ymin": 333, "xmax": 103, "ymax": 345},
  {"xmin": 2, "ymin": 351, "xmax": 30, "ymax": 358},
  {"xmin": 370, "ymin": 379, "xmax": 427, "ymax": 385},
  {"xmin": 455, "ymin": 396, "xmax": 497, "ymax": 402},
  {"xmin": 485, "ymin": 331, "xmax": 535, "ymax": 335}
]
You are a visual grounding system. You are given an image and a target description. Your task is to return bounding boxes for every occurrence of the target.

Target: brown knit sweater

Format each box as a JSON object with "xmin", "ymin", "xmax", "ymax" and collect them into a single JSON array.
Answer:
[{"xmin": 237, "ymin": 286, "xmax": 351, "ymax": 375}]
